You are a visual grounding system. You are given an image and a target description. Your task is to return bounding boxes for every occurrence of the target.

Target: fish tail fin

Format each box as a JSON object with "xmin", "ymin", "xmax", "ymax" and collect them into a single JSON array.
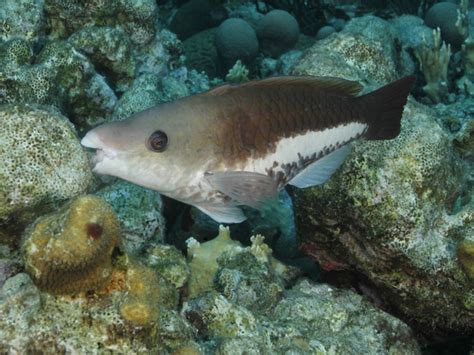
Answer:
[{"xmin": 360, "ymin": 76, "xmax": 416, "ymax": 140}]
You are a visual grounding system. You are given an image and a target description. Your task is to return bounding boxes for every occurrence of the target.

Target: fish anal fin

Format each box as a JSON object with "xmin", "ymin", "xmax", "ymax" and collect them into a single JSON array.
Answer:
[
  {"xmin": 202, "ymin": 76, "xmax": 363, "ymax": 97},
  {"xmin": 195, "ymin": 204, "xmax": 246, "ymax": 224},
  {"xmin": 289, "ymin": 144, "xmax": 352, "ymax": 189},
  {"xmin": 206, "ymin": 171, "xmax": 278, "ymax": 209}
]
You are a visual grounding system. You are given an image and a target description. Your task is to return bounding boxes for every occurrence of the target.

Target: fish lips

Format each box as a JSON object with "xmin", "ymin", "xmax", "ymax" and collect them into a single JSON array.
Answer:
[{"xmin": 81, "ymin": 132, "xmax": 117, "ymax": 173}]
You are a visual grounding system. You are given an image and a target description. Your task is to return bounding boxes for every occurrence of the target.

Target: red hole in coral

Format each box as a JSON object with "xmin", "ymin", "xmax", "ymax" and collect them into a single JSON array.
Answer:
[{"xmin": 86, "ymin": 223, "xmax": 103, "ymax": 241}]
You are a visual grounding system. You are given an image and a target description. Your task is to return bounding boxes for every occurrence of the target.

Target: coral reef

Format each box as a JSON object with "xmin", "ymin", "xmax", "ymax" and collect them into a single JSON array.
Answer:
[
  {"xmin": 22, "ymin": 195, "xmax": 120, "ymax": 294},
  {"xmin": 293, "ymin": 99, "xmax": 473, "ymax": 336},
  {"xmin": 0, "ymin": 104, "xmax": 93, "ymax": 225},
  {"xmin": 256, "ymin": 10, "xmax": 300, "ymax": 57},
  {"xmin": 96, "ymin": 181, "xmax": 165, "ymax": 256},
  {"xmin": 183, "ymin": 231, "xmax": 420, "ymax": 353},
  {"xmin": 414, "ymin": 28, "xmax": 452, "ymax": 103},
  {"xmin": 425, "ymin": 1, "xmax": 464, "ymax": 47}
]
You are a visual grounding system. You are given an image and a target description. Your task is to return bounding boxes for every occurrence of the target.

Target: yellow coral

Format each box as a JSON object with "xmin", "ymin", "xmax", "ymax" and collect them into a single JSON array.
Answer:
[
  {"xmin": 186, "ymin": 225, "xmax": 241, "ymax": 298},
  {"xmin": 120, "ymin": 263, "xmax": 162, "ymax": 327},
  {"xmin": 23, "ymin": 195, "xmax": 120, "ymax": 294}
]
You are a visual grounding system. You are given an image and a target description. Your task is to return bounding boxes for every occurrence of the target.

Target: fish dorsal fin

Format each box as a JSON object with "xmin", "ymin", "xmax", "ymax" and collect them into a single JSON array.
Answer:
[
  {"xmin": 202, "ymin": 76, "xmax": 363, "ymax": 97},
  {"xmin": 289, "ymin": 144, "xmax": 352, "ymax": 189},
  {"xmin": 195, "ymin": 204, "xmax": 247, "ymax": 224},
  {"xmin": 205, "ymin": 171, "xmax": 278, "ymax": 209}
]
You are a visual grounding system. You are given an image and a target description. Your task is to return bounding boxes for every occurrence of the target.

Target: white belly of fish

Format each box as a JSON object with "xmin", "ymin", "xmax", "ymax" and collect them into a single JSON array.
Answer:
[{"xmin": 243, "ymin": 122, "xmax": 368, "ymax": 183}]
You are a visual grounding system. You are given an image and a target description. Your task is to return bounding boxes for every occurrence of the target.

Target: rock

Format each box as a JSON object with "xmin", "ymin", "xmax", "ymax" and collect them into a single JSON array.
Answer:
[
  {"xmin": 36, "ymin": 40, "xmax": 117, "ymax": 130},
  {"xmin": 96, "ymin": 181, "xmax": 165, "ymax": 256},
  {"xmin": 146, "ymin": 244, "xmax": 190, "ymax": 289},
  {"xmin": 294, "ymin": 100, "xmax": 473, "ymax": 336},
  {"xmin": 215, "ymin": 18, "xmax": 259, "ymax": 70},
  {"xmin": 111, "ymin": 73, "xmax": 162, "ymax": 121},
  {"xmin": 269, "ymin": 280, "xmax": 420, "ymax": 354},
  {"xmin": 0, "ymin": 104, "xmax": 93, "ymax": 225},
  {"xmin": 0, "ymin": 273, "xmax": 41, "ymax": 332},
  {"xmin": 22, "ymin": 195, "xmax": 120, "ymax": 295},
  {"xmin": 391, "ymin": 15, "xmax": 435, "ymax": 50},
  {"xmin": 256, "ymin": 10, "xmax": 300, "ymax": 58},
  {"xmin": 69, "ymin": 26, "xmax": 136, "ymax": 92}
]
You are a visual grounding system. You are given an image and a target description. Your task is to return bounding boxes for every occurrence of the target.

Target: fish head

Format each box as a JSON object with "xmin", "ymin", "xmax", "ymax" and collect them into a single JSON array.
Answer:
[{"xmin": 81, "ymin": 104, "xmax": 211, "ymax": 193}]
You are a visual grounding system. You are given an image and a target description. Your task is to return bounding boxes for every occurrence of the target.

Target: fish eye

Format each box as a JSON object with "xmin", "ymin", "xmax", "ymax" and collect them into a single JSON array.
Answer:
[{"xmin": 147, "ymin": 130, "xmax": 168, "ymax": 152}]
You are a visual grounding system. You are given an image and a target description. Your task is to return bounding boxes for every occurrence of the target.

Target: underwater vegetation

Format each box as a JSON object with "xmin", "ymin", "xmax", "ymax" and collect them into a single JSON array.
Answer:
[{"xmin": 0, "ymin": 0, "xmax": 473, "ymax": 353}]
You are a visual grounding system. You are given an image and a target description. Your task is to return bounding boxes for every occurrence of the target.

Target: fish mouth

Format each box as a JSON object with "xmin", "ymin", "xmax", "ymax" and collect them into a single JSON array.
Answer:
[{"xmin": 81, "ymin": 132, "xmax": 117, "ymax": 172}]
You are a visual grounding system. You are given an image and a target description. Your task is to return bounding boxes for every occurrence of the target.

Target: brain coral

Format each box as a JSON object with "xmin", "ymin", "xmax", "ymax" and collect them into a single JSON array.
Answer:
[
  {"xmin": 0, "ymin": 104, "xmax": 93, "ymax": 224},
  {"xmin": 256, "ymin": 10, "xmax": 300, "ymax": 58},
  {"xmin": 425, "ymin": 2, "xmax": 464, "ymax": 47},
  {"xmin": 22, "ymin": 195, "xmax": 120, "ymax": 294},
  {"xmin": 215, "ymin": 18, "xmax": 259, "ymax": 69}
]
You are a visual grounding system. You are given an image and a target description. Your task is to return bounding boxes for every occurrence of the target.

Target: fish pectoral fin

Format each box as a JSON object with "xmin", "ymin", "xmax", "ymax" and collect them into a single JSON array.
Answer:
[
  {"xmin": 205, "ymin": 171, "xmax": 279, "ymax": 210},
  {"xmin": 289, "ymin": 144, "xmax": 352, "ymax": 189},
  {"xmin": 195, "ymin": 204, "xmax": 247, "ymax": 224}
]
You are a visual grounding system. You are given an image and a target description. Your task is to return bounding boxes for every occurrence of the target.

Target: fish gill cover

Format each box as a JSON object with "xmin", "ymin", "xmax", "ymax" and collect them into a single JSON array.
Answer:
[{"xmin": 0, "ymin": 0, "xmax": 473, "ymax": 353}]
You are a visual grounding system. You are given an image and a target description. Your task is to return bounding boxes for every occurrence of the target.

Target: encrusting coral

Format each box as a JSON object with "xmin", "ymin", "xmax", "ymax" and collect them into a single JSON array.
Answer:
[
  {"xmin": 22, "ymin": 195, "xmax": 120, "ymax": 294},
  {"xmin": 120, "ymin": 263, "xmax": 163, "ymax": 327}
]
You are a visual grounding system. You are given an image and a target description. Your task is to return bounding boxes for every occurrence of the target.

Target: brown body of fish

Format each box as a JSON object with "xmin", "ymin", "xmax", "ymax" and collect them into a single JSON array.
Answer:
[{"xmin": 81, "ymin": 76, "xmax": 416, "ymax": 223}]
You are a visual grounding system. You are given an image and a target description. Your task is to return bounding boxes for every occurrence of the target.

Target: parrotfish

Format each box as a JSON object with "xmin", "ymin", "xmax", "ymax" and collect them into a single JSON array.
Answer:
[{"xmin": 81, "ymin": 76, "xmax": 415, "ymax": 223}]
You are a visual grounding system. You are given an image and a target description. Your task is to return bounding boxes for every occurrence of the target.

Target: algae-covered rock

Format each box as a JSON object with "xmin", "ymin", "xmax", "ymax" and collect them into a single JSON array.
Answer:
[
  {"xmin": 120, "ymin": 263, "xmax": 166, "ymax": 327},
  {"xmin": 0, "ymin": 105, "xmax": 93, "ymax": 225},
  {"xmin": 37, "ymin": 40, "xmax": 117, "ymax": 130},
  {"xmin": 0, "ymin": 0, "xmax": 44, "ymax": 42},
  {"xmin": 0, "ymin": 273, "xmax": 41, "ymax": 332},
  {"xmin": 293, "ymin": 16, "xmax": 405, "ymax": 86},
  {"xmin": 44, "ymin": 0, "xmax": 157, "ymax": 46},
  {"xmin": 69, "ymin": 26, "xmax": 136, "ymax": 92},
  {"xmin": 22, "ymin": 195, "xmax": 120, "ymax": 294},
  {"xmin": 146, "ymin": 244, "xmax": 190, "ymax": 289},
  {"xmin": 0, "ymin": 287, "xmax": 162, "ymax": 353},
  {"xmin": 111, "ymin": 73, "xmax": 162, "ymax": 121},
  {"xmin": 183, "ymin": 278, "xmax": 420, "ymax": 353},
  {"xmin": 96, "ymin": 181, "xmax": 165, "ymax": 256},
  {"xmin": 294, "ymin": 99, "xmax": 474, "ymax": 336},
  {"xmin": 269, "ymin": 280, "xmax": 420, "ymax": 354}
]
